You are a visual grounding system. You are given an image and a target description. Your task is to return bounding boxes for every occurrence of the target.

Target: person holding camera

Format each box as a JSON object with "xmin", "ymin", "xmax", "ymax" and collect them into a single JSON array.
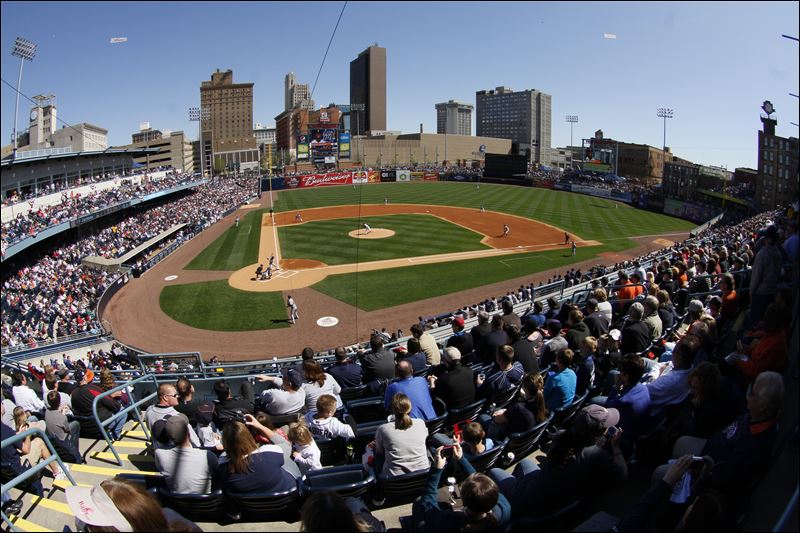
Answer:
[{"xmin": 409, "ymin": 442, "xmax": 511, "ymax": 531}]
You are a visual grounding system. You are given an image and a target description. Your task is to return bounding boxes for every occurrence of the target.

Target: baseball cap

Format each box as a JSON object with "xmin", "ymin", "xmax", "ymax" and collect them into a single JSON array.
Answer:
[
  {"xmin": 608, "ymin": 329, "xmax": 621, "ymax": 341},
  {"xmin": 452, "ymin": 316, "xmax": 465, "ymax": 328},
  {"xmin": 546, "ymin": 319, "xmax": 562, "ymax": 332},
  {"xmin": 65, "ymin": 484, "xmax": 132, "ymax": 532},
  {"xmin": 73, "ymin": 368, "xmax": 85, "ymax": 384},
  {"xmin": 281, "ymin": 367, "xmax": 303, "ymax": 388},
  {"xmin": 57, "ymin": 368, "xmax": 70, "ymax": 379},
  {"xmin": 162, "ymin": 413, "xmax": 190, "ymax": 443},
  {"xmin": 575, "ymin": 405, "xmax": 620, "ymax": 436},
  {"xmin": 442, "ymin": 347, "xmax": 461, "ymax": 363},
  {"xmin": 688, "ymin": 300, "xmax": 704, "ymax": 313}
]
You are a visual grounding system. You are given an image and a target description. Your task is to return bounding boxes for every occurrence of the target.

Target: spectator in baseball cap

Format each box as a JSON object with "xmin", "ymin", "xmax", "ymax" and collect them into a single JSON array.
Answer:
[{"xmin": 447, "ymin": 316, "xmax": 474, "ymax": 363}]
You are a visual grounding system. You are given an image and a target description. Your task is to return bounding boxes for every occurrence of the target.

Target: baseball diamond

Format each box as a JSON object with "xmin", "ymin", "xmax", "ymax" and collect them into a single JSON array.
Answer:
[{"xmin": 102, "ymin": 182, "xmax": 695, "ymax": 359}]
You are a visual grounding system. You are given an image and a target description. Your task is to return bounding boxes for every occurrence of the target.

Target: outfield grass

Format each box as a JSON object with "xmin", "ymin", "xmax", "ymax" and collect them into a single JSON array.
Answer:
[
  {"xmin": 277, "ymin": 214, "xmax": 489, "ymax": 265},
  {"xmin": 312, "ymin": 237, "xmax": 636, "ymax": 310},
  {"xmin": 160, "ymin": 280, "xmax": 288, "ymax": 331},
  {"xmin": 274, "ymin": 182, "xmax": 695, "ymax": 241},
  {"xmin": 185, "ymin": 209, "xmax": 262, "ymax": 270}
]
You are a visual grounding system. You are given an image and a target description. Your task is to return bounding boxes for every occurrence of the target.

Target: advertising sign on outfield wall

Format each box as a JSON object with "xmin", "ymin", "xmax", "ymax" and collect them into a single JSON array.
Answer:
[
  {"xmin": 353, "ymin": 171, "xmax": 369, "ymax": 184},
  {"xmin": 380, "ymin": 170, "xmax": 396, "ymax": 182},
  {"xmin": 285, "ymin": 172, "xmax": 354, "ymax": 188},
  {"xmin": 410, "ymin": 172, "xmax": 425, "ymax": 181},
  {"xmin": 396, "ymin": 170, "xmax": 411, "ymax": 182},
  {"xmin": 423, "ymin": 172, "xmax": 439, "ymax": 181},
  {"xmin": 367, "ymin": 171, "xmax": 381, "ymax": 183}
]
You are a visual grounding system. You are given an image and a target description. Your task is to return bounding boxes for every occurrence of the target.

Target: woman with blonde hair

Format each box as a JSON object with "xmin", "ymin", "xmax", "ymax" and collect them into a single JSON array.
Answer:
[{"xmin": 593, "ymin": 287, "xmax": 613, "ymax": 323}]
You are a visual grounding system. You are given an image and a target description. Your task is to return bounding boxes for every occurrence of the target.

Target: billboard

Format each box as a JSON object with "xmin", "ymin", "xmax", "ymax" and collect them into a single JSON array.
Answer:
[
  {"xmin": 423, "ymin": 172, "xmax": 439, "ymax": 181},
  {"xmin": 284, "ymin": 172, "xmax": 354, "ymax": 189},
  {"xmin": 380, "ymin": 170, "xmax": 396, "ymax": 182},
  {"xmin": 367, "ymin": 171, "xmax": 380, "ymax": 183},
  {"xmin": 352, "ymin": 171, "xmax": 369, "ymax": 184},
  {"xmin": 396, "ymin": 170, "xmax": 411, "ymax": 182},
  {"xmin": 582, "ymin": 162, "xmax": 613, "ymax": 173},
  {"xmin": 338, "ymin": 131, "xmax": 351, "ymax": 159},
  {"xmin": 297, "ymin": 134, "xmax": 309, "ymax": 161},
  {"xmin": 484, "ymin": 154, "xmax": 527, "ymax": 180},
  {"xmin": 310, "ymin": 128, "xmax": 338, "ymax": 164}
]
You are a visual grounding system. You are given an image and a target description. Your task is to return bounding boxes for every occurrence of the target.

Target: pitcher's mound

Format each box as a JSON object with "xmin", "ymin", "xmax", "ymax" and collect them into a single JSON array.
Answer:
[{"xmin": 348, "ymin": 228, "xmax": 395, "ymax": 239}]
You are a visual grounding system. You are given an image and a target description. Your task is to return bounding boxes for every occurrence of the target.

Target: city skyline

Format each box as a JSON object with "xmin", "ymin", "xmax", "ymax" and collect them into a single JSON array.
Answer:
[{"xmin": 1, "ymin": 1, "xmax": 798, "ymax": 171}]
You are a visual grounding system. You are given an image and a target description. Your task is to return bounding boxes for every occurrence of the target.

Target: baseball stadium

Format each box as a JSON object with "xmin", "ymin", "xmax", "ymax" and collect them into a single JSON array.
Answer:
[{"xmin": 1, "ymin": 3, "xmax": 798, "ymax": 532}]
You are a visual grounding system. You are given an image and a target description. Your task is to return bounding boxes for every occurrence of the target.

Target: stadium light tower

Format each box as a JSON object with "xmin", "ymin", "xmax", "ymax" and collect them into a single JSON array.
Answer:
[
  {"xmin": 11, "ymin": 37, "xmax": 38, "ymax": 159},
  {"xmin": 565, "ymin": 115, "xmax": 579, "ymax": 148},
  {"xmin": 189, "ymin": 106, "xmax": 210, "ymax": 177},
  {"xmin": 656, "ymin": 107, "xmax": 673, "ymax": 154}
]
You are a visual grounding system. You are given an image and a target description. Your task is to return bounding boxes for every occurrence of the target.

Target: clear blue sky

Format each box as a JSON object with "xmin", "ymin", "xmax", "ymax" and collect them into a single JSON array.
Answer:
[{"xmin": 2, "ymin": 1, "xmax": 798, "ymax": 170}]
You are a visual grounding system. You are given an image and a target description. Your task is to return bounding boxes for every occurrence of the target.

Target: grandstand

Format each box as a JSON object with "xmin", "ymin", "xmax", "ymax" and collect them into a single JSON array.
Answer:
[{"xmin": 1, "ymin": 169, "xmax": 797, "ymax": 531}]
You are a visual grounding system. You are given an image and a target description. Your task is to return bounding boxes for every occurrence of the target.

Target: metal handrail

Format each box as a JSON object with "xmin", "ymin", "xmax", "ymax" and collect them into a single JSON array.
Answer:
[
  {"xmin": 1, "ymin": 427, "xmax": 77, "ymax": 532},
  {"xmin": 91, "ymin": 374, "xmax": 159, "ymax": 466}
]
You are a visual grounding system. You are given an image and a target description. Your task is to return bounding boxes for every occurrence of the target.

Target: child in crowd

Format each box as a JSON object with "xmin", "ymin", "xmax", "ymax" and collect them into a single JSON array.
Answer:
[
  {"xmin": 459, "ymin": 421, "xmax": 495, "ymax": 459},
  {"xmin": 195, "ymin": 404, "xmax": 223, "ymax": 452},
  {"xmin": 255, "ymin": 411, "xmax": 289, "ymax": 443},
  {"xmin": 304, "ymin": 394, "xmax": 355, "ymax": 441},
  {"xmin": 288, "ymin": 422, "xmax": 322, "ymax": 475}
]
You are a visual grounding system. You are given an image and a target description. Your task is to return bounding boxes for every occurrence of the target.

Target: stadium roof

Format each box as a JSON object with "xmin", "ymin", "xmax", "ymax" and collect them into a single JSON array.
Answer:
[{"xmin": 0, "ymin": 147, "xmax": 160, "ymax": 168}]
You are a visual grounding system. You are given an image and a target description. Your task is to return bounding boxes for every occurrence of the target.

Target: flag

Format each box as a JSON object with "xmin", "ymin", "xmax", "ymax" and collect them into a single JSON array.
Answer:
[
  {"xmin": 110, "ymin": 37, "xmax": 128, "ymax": 44},
  {"xmin": 603, "ymin": 33, "xmax": 617, "ymax": 40}
]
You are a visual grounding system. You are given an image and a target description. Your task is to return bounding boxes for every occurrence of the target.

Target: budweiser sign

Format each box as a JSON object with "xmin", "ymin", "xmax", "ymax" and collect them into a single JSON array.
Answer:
[{"xmin": 300, "ymin": 172, "xmax": 354, "ymax": 188}]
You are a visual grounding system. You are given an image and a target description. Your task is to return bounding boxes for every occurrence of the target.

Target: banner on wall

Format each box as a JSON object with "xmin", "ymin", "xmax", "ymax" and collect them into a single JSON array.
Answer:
[
  {"xmin": 338, "ymin": 131, "xmax": 351, "ymax": 159},
  {"xmin": 297, "ymin": 134, "xmax": 309, "ymax": 161},
  {"xmin": 367, "ymin": 171, "xmax": 381, "ymax": 183},
  {"xmin": 380, "ymin": 170, "xmax": 396, "ymax": 182},
  {"xmin": 285, "ymin": 172, "xmax": 354, "ymax": 189},
  {"xmin": 410, "ymin": 172, "xmax": 425, "ymax": 181},
  {"xmin": 396, "ymin": 170, "xmax": 411, "ymax": 182},
  {"xmin": 352, "ymin": 171, "xmax": 369, "ymax": 184},
  {"xmin": 423, "ymin": 172, "xmax": 439, "ymax": 181}
]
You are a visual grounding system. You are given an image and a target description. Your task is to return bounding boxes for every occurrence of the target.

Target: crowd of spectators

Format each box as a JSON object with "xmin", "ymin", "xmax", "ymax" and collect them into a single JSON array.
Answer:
[
  {"xmin": 1, "ymin": 171, "xmax": 201, "ymax": 250},
  {"xmin": 1, "ymin": 198, "xmax": 795, "ymax": 530},
  {"xmin": 1, "ymin": 176, "xmax": 259, "ymax": 349}
]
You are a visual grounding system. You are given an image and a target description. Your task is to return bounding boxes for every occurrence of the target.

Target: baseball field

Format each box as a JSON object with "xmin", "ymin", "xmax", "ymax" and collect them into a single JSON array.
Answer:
[{"xmin": 153, "ymin": 182, "xmax": 695, "ymax": 332}]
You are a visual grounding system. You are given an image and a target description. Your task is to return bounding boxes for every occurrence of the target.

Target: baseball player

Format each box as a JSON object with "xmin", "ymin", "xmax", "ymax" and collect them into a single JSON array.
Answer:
[
  {"xmin": 502, "ymin": 224, "xmax": 510, "ymax": 238},
  {"xmin": 295, "ymin": 212, "xmax": 303, "ymax": 223},
  {"xmin": 287, "ymin": 295, "xmax": 299, "ymax": 324},
  {"xmin": 363, "ymin": 223, "xmax": 372, "ymax": 235}
]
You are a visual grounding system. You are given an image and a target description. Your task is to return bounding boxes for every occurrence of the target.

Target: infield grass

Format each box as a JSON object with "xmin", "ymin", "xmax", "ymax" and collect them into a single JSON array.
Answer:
[
  {"xmin": 312, "ymin": 237, "xmax": 635, "ymax": 310},
  {"xmin": 274, "ymin": 182, "xmax": 695, "ymax": 241},
  {"xmin": 277, "ymin": 214, "xmax": 489, "ymax": 265},
  {"xmin": 185, "ymin": 209, "xmax": 262, "ymax": 270},
  {"xmin": 160, "ymin": 280, "xmax": 288, "ymax": 331}
]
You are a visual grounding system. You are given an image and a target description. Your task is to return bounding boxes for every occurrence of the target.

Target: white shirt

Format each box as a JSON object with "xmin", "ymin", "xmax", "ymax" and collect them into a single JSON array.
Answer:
[{"xmin": 13, "ymin": 385, "xmax": 46, "ymax": 412}]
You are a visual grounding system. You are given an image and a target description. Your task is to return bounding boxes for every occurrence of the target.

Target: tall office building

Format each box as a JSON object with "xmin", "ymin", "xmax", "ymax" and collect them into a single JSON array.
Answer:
[
  {"xmin": 200, "ymin": 69, "xmax": 259, "ymax": 172},
  {"xmin": 475, "ymin": 87, "xmax": 551, "ymax": 163},
  {"xmin": 436, "ymin": 100, "xmax": 473, "ymax": 136},
  {"xmin": 284, "ymin": 72, "xmax": 314, "ymax": 111},
  {"xmin": 349, "ymin": 45, "xmax": 386, "ymax": 135},
  {"xmin": 756, "ymin": 115, "xmax": 798, "ymax": 210}
]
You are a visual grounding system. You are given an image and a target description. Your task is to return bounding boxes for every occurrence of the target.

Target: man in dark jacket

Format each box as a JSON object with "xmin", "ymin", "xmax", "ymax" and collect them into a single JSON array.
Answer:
[
  {"xmin": 583, "ymin": 298, "xmax": 610, "ymax": 338},
  {"xmin": 327, "ymin": 346, "xmax": 363, "ymax": 388},
  {"xmin": 500, "ymin": 299, "xmax": 521, "ymax": 330},
  {"xmin": 469, "ymin": 311, "xmax": 491, "ymax": 353},
  {"xmin": 211, "ymin": 378, "xmax": 255, "ymax": 429},
  {"xmin": 564, "ymin": 309, "xmax": 590, "ymax": 353},
  {"xmin": 620, "ymin": 302, "xmax": 651, "ymax": 355},
  {"xmin": 477, "ymin": 314, "xmax": 509, "ymax": 365},
  {"xmin": 70, "ymin": 369, "xmax": 126, "ymax": 439},
  {"xmin": 506, "ymin": 324, "xmax": 538, "ymax": 374},
  {"xmin": 427, "ymin": 347, "xmax": 476, "ymax": 410},
  {"xmin": 358, "ymin": 334, "xmax": 396, "ymax": 387}
]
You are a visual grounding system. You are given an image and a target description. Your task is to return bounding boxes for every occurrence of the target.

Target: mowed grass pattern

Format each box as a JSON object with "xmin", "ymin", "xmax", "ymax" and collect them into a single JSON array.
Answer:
[
  {"xmin": 278, "ymin": 214, "xmax": 490, "ymax": 265},
  {"xmin": 313, "ymin": 236, "xmax": 635, "ymax": 311},
  {"xmin": 160, "ymin": 280, "xmax": 288, "ymax": 330},
  {"xmin": 185, "ymin": 209, "xmax": 262, "ymax": 270},
  {"xmin": 275, "ymin": 182, "xmax": 695, "ymax": 241}
]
